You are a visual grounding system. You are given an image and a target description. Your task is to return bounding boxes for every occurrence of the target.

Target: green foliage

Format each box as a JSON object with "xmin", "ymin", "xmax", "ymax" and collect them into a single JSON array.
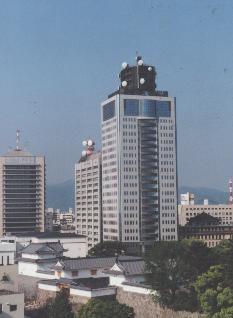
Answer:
[
  {"xmin": 88, "ymin": 241, "xmax": 128, "ymax": 257},
  {"xmin": 212, "ymin": 307, "xmax": 233, "ymax": 318},
  {"xmin": 194, "ymin": 265, "xmax": 224, "ymax": 295},
  {"xmin": 44, "ymin": 289, "xmax": 74, "ymax": 318},
  {"xmin": 76, "ymin": 299, "xmax": 134, "ymax": 318},
  {"xmin": 194, "ymin": 265, "xmax": 233, "ymax": 318},
  {"xmin": 212, "ymin": 240, "xmax": 233, "ymax": 288},
  {"xmin": 146, "ymin": 239, "xmax": 215, "ymax": 312}
]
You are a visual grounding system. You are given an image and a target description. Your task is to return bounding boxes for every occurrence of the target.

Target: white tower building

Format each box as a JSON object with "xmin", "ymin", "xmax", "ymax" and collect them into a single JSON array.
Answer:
[
  {"xmin": 101, "ymin": 57, "xmax": 178, "ymax": 248},
  {"xmin": 75, "ymin": 139, "xmax": 102, "ymax": 249}
]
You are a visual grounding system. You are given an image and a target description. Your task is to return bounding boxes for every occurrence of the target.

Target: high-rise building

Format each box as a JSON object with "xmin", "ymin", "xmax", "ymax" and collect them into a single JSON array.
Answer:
[
  {"xmin": 75, "ymin": 139, "xmax": 102, "ymax": 249},
  {"xmin": 0, "ymin": 133, "xmax": 45, "ymax": 235},
  {"xmin": 101, "ymin": 56, "xmax": 178, "ymax": 247}
]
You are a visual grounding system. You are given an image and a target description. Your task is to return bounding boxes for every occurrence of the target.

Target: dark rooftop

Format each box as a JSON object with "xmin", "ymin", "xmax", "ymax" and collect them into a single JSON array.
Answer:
[
  {"xmin": 39, "ymin": 277, "xmax": 111, "ymax": 291},
  {"xmin": 14, "ymin": 231, "xmax": 86, "ymax": 239},
  {"xmin": 54, "ymin": 255, "xmax": 143, "ymax": 271},
  {"xmin": 104, "ymin": 259, "xmax": 146, "ymax": 276},
  {"xmin": 22, "ymin": 242, "xmax": 65, "ymax": 255},
  {"xmin": 186, "ymin": 212, "xmax": 221, "ymax": 226}
]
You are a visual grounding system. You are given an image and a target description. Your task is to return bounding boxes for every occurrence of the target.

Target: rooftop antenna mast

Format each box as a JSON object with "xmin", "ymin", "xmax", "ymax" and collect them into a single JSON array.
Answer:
[
  {"xmin": 136, "ymin": 50, "xmax": 140, "ymax": 89},
  {"xmin": 228, "ymin": 179, "xmax": 233, "ymax": 205},
  {"xmin": 16, "ymin": 129, "xmax": 21, "ymax": 151}
]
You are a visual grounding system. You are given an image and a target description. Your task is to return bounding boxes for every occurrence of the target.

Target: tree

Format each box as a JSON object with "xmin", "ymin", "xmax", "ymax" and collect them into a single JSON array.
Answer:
[
  {"xmin": 212, "ymin": 240, "xmax": 233, "ymax": 288},
  {"xmin": 212, "ymin": 307, "xmax": 233, "ymax": 318},
  {"xmin": 76, "ymin": 299, "xmax": 134, "ymax": 318},
  {"xmin": 88, "ymin": 241, "xmax": 127, "ymax": 257},
  {"xmin": 182, "ymin": 239, "xmax": 215, "ymax": 278},
  {"xmin": 146, "ymin": 239, "xmax": 213, "ymax": 311},
  {"xmin": 44, "ymin": 289, "xmax": 74, "ymax": 318},
  {"xmin": 194, "ymin": 265, "xmax": 233, "ymax": 318}
]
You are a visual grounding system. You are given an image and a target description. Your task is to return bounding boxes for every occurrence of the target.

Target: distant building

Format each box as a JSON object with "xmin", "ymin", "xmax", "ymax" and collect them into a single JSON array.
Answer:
[
  {"xmin": 45, "ymin": 209, "xmax": 53, "ymax": 232},
  {"xmin": 178, "ymin": 199, "xmax": 233, "ymax": 226},
  {"xmin": 4, "ymin": 231, "xmax": 87, "ymax": 258},
  {"xmin": 101, "ymin": 56, "xmax": 178, "ymax": 247},
  {"xmin": 179, "ymin": 212, "xmax": 233, "ymax": 247},
  {"xmin": 180, "ymin": 192, "xmax": 195, "ymax": 205},
  {"xmin": 0, "ymin": 290, "xmax": 24, "ymax": 318},
  {"xmin": 45, "ymin": 208, "xmax": 75, "ymax": 233},
  {"xmin": 0, "ymin": 133, "xmax": 45, "ymax": 236},
  {"xmin": 75, "ymin": 139, "xmax": 102, "ymax": 249},
  {"xmin": 60, "ymin": 212, "xmax": 74, "ymax": 226}
]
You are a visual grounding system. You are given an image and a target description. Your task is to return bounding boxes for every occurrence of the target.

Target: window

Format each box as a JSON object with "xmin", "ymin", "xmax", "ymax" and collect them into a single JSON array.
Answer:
[
  {"xmin": 90, "ymin": 269, "xmax": 97, "ymax": 275},
  {"xmin": 142, "ymin": 100, "xmax": 156, "ymax": 117},
  {"xmin": 124, "ymin": 99, "xmax": 139, "ymax": 116},
  {"xmin": 72, "ymin": 271, "xmax": 79, "ymax": 277},
  {"xmin": 10, "ymin": 304, "xmax": 17, "ymax": 312},
  {"xmin": 156, "ymin": 101, "xmax": 171, "ymax": 117},
  {"xmin": 103, "ymin": 101, "xmax": 115, "ymax": 121},
  {"xmin": 0, "ymin": 304, "xmax": 2, "ymax": 313}
]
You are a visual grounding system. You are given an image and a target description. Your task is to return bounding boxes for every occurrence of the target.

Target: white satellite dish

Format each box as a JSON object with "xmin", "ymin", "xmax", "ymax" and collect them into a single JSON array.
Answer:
[
  {"xmin": 138, "ymin": 59, "xmax": 143, "ymax": 66},
  {"xmin": 122, "ymin": 62, "xmax": 128, "ymax": 69},
  {"xmin": 82, "ymin": 150, "xmax": 87, "ymax": 157},
  {"xmin": 122, "ymin": 81, "xmax": 127, "ymax": 87},
  {"xmin": 148, "ymin": 66, "xmax": 152, "ymax": 71},
  {"xmin": 82, "ymin": 140, "xmax": 87, "ymax": 146},
  {"xmin": 140, "ymin": 78, "xmax": 145, "ymax": 84},
  {"xmin": 87, "ymin": 140, "xmax": 93, "ymax": 146}
]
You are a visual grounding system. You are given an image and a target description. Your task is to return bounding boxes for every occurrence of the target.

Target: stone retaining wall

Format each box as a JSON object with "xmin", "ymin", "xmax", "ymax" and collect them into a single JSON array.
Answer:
[{"xmin": 116, "ymin": 288, "xmax": 203, "ymax": 318}]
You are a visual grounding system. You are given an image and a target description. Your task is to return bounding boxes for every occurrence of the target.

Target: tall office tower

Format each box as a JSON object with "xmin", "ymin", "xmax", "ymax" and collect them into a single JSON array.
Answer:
[
  {"xmin": 101, "ymin": 56, "xmax": 178, "ymax": 248},
  {"xmin": 0, "ymin": 131, "xmax": 45, "ymax": 236},
  {"xmin": 75, "ymin": 139, "xmax": 102, "ymax": 249}
]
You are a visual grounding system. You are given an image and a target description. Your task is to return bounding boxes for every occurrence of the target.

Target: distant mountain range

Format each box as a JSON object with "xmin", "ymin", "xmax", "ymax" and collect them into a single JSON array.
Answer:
[
  {"xmin": 46, "ymin": 180, "xmax": 228, "ymax": 210},
  {"xmin": 178, "ymin": 186, "xmax": 228, "ymax": 205},
  {"xmin": 47, "ymin": 179, "xmax": 75, "ymax": 210}
]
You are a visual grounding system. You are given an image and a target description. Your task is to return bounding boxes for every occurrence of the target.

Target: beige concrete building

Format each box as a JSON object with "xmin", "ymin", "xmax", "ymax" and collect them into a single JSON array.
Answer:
[
  {"xmin": 75, "ymin": 145, "xmax": 102, "ymax": 250},
  {"xmin": 178, "ymin": 194, "xmax": 233, "ymax": 226},
  {"xmin": 0, "ymin": 149, "xmax": 45, "ymax": 236}
]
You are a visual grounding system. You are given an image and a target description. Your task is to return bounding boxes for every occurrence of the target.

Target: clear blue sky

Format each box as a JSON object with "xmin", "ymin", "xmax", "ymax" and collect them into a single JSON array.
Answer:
[{"xmin": 0, "ymin": 0, "xmax": 233, "ymax": 190}]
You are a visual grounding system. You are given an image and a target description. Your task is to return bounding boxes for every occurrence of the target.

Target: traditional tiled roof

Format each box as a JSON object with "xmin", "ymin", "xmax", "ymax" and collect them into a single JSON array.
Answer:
[
  {"xmin": 39, "ymin": 277, "xmax": 110, "ymax": 291},
  {"xmin": 104, "ymin": 259, "xmax": 146, "ymax": 276},
  {"xmin": 53, "ymin": 255, "xmax": 142, "ymax": 271},
  {"xmin": 22, "ymin": 242, "xmax": 65, "ymax": 255},
  {"xmin": 118, "ymin": 260, "xmax": 146, "ymax": 275}
]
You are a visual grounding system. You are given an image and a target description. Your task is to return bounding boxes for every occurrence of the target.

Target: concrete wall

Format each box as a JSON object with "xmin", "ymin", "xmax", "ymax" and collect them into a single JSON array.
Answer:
[
  {"xmin": 58, "ymin": 268, "xmax": 107, "ymax": 279},
  {"xmin": 0, "ymin": 265, "xmax": 41, "ymax": 298},
  {"xmin": 0, "ymin": 293, "xmax": 24, "ymax": 318},
  {"xmin": 116, "ymin": 288, "xmax": 202, "ymax": 318},
  {"xmin": 18, "ymin": 261, "xmax": 55, "ymax": 279}
]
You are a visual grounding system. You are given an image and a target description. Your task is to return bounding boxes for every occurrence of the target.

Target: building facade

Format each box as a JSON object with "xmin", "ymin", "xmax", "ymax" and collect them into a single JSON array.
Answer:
[
  {"xmin": 0, "ymin": 241, "xmax": 16, "ymax": 265},
  {"xmin": 4, "ymin": 231, "xmax": 87, "ymax": 258},
  {"xmin": 178, "ymin": 196, "xmax": 233, "ymax": 226},
  {"xmin": 179, "ymin": 212, "xmax": 233, "ymax": 247},
  {"xmin": 0, "ymin": 291, "xmax": 24, "ymax": 318},
  {"xmin": 101, "ymin": 56, "xmax": 178, "ymax": 247},
  {"xmin": 75, "ymin": 140, "xmax": 102, "ymax": 249},
  {"xmin": 0, "ymin": 148, "xmax": 45, "ymax": 236}
]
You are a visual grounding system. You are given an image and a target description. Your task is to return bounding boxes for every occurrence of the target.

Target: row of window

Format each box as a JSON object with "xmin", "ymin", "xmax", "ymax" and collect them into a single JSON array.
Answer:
[
  {"xmin": 103, "ymin": 99, "xmax": 172, "ymax": 122},
  {"xmin": 124, "ymin": 99, "xmax": 171, "ymax": 117}
]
